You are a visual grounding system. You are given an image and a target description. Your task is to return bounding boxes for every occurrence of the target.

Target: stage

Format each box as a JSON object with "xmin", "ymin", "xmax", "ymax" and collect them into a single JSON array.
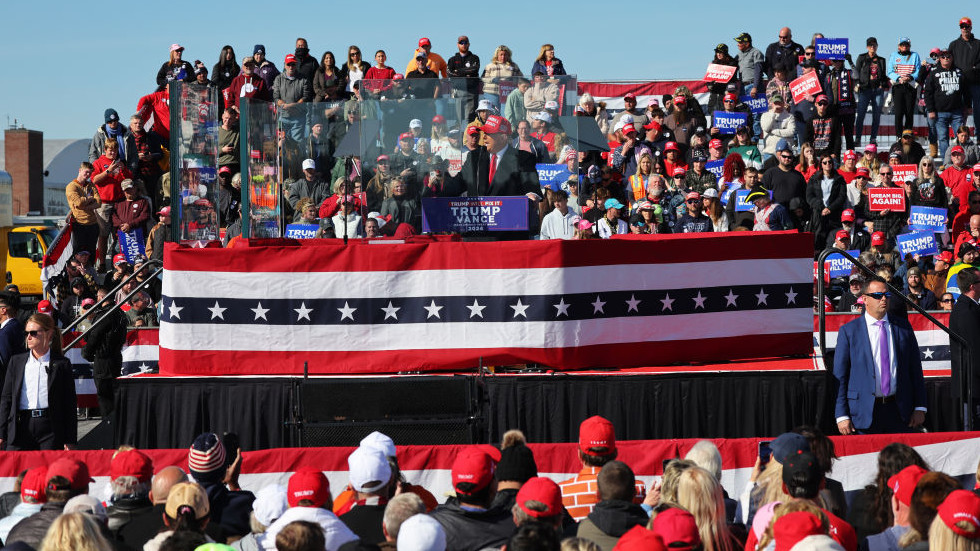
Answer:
[{"xmin": 114, "ymin": 368, "xmax": 960, "ymax": 450}]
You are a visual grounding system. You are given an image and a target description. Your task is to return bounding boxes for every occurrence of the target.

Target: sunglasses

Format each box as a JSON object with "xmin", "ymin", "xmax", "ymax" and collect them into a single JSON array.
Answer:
[
  {"xmin": 686, "ymin": 199, "xmax": 700, "ymax": 204},
  {"xmin": 821, "ymin": 160, "xmax": 834, "ymax": 165},
  {"xmin": 779, "ymin": 154, "xmax": 793, "ymax": 159},
  {"xmin": 25, "ymin": 330, "xmax": 42, "ymax": 338},
  {"xmin": 864, "ymin": 292, "xmax": 892, "ymax": 300},
  {"xmin": 880, "ymin": 171, "xmax": 893, "ymax": 176},
  {"xmin": 962, "ymin": 24, "xmax": 972, "ymax": 29},
  {"xmin": 804, "ymin": 52, "xmax": 815, "ymax": 56},
  {"xmin": 941, "ymin": 299, "xmax": 954, "ymax": 303},
  {"xmin": 459, "ymin": 40, "xmax": 469, "ymax": 45}
]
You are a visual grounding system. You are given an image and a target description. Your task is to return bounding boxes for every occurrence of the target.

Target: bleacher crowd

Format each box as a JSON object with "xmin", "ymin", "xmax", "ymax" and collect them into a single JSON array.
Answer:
[
  {"xmin": 56, "ymin": 18, "xmax": 980, "ymax": 321},
  {"xmin": 0, "ymin": 419, "xmax": 977, "ymax": 551}
]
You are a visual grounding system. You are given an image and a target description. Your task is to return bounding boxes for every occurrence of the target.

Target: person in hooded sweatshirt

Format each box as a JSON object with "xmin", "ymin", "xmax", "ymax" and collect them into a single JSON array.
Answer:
[{"xmin": 576, "ymin": 461, "xmax": 649, "ymax": 551}]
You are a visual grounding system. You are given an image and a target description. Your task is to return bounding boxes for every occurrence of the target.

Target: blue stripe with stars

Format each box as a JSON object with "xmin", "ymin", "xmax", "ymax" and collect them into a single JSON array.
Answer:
[{"xmin": 161, "ymin": 283, "xmax": 811, "ymax": 325}]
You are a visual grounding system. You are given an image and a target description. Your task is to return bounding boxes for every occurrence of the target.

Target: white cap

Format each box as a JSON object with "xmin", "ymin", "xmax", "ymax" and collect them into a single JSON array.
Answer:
[
  {"xmin": 613, "ymin": 120, "xmax": 626, "ymax": 133},
  {"xmin": 64, "ymin": 494, "xmax": 108, "ymax": 523},
  {"xmin": 348, "ymin": 446, "xmax": 392, "ymax": 493},
  {"xmin": 302, "ymin": 159, "xmax": 316, "ymax": 171},
  {"xmin": 477, "ymin": 99, "xmax": 494, "ymax": 111},
  {"xmin": 790, "ymin": 535, "xmax": 845, "ymax": 551},
  {"xmin": 366, "ymin": 212, "xmax": 387, "ymax": 228},
  {"xmin": 544, "ymin": 100, "xmax": 558, "ymax": 110},
  {"xmin": 397, "ymin": 515, "xmax": 447, "ymax": 551},
  {"xmin": 360, "ymin": 431, "xmax": 396, "ymax": 457},
  {"xmin": 702, "ymin": 188, "xmax": 719, "ymax": 198},
  {"xmin": 253, "ymin": 484, "xmax": 288, "ymax": 527},
  {"xmin": 410, "ymin": 119, "xmax": 423, "ymax": 128},
  {"xmin": 534, "ymin": 112, "xmax": 552, "ymax": 123}
]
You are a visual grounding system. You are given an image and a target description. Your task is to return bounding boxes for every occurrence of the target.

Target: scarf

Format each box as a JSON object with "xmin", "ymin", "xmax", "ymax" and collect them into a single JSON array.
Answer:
[{"xmin": 105, "ymin": 124, "xmax": 126, "ymax": 160}]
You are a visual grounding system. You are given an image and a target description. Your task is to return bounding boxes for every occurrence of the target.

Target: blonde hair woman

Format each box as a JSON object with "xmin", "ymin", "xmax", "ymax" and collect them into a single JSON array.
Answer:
[
  {"xmin": 929, "ymin": 490, "xmax": 980, "ymax": 551},
  {"xmin": 39, "ymin": 513, "xmax": 111, "ymax": 551},
  {"xmin": 482, "ymin": 45, "xmax": 523, "ymax": 104},
  {"xmin": 675, "ymin": 467, "xmax": 735, "ymax": 551}
]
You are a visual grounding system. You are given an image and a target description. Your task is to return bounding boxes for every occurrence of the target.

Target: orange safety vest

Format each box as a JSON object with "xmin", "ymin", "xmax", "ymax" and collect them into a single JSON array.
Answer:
[{"xmin": 627, "ymin": 174, "xmax": 648, "ymax": 202}]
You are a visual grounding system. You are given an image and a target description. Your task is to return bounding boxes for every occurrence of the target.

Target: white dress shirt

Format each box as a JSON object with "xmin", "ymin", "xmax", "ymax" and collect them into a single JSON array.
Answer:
[
  {"xmin": 19, "ymin": 350, "xmax": 50, "ymax": 410},
  {"xmin": 864, "ymin": 312, "xmax": 897, "ymax": 398}
]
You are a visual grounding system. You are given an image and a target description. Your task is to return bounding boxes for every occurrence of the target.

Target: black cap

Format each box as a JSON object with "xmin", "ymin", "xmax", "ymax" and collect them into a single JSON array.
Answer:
[
  {"xmin": 694, "ymin": 126, "xmax": 707, "ymax": 136},
  {"xmin": 715, "ymin": 43, "xmax": 729, "ymax": 54},
  {"xmin": 735, "ymin": 32, "xmax": 752, "ymax": 43},
  {"xmin": 867, "ymin": 36, "xmax": 878, "ymax": 47},
  {"xmin": 782, "ymin": 451, "xmax": 823, "ymax": 499},
  {"xmin": 71, "ymin": 277, "xmax": 86, "ymax": 288}
]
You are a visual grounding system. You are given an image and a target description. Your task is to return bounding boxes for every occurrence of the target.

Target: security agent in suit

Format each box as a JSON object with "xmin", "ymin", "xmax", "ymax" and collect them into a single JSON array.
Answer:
[
  {"xmin": 441, "ymin": 114, "xmax": 542, "ymax": 199},
  {"xmin": 834, "ymin": 278, "xmax": 927, "ymax": 434},
  {"xmin": 0, "ymin": 313, "xmax": 77, "ymax": 450},
  {"xmin": 0, "ymin": 294, "xmax": 26, "ymax": 388},
  {"xmin": 950, "ymin": 267, "xmax": 980, "ymax": 423}
]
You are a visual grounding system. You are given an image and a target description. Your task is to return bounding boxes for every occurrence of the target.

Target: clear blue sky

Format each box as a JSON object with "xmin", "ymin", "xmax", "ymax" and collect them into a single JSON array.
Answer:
[{"xmin": 3, "ymin": 1, "xmax": 976, "ymax": 138}]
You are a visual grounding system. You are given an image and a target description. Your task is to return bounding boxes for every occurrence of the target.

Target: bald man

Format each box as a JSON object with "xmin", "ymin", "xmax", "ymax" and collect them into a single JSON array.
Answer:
[
  {"xmin": 765, "ymin": 26, "xmax": 805, "ymax": 78},
  {"xmin": 117, "ymin": 467, "xmax": 188, "ymax": 547}
]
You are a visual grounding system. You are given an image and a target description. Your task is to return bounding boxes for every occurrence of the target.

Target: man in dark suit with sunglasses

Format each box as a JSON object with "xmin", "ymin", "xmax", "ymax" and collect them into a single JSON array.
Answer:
[{"xmin": 834, "ymin": 277, "xmax": 927, "ymax": 434}]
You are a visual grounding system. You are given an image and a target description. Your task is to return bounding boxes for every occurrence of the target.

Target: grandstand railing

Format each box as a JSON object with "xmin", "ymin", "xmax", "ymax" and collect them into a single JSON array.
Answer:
[{"xmin": 815, "ymin": 247, "xmax": 973, "ymax": 430}]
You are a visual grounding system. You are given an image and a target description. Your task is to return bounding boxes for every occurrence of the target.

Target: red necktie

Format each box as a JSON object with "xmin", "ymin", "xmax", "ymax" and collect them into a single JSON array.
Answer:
[{"xmin": 488, "ymin": 154, "xmax": 497, "ymax": 189}]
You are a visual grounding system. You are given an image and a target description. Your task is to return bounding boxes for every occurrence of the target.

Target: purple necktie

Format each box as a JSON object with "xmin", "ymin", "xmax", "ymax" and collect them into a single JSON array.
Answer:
[{"xmin": 876, "ymin": 320, "xmax": 891, "ymax": 396}]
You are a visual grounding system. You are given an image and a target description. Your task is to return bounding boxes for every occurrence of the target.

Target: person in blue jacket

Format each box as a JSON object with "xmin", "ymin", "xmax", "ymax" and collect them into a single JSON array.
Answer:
[{"xmin": 887, "ymin": 38, "xmax": 922, "ymax": 139}]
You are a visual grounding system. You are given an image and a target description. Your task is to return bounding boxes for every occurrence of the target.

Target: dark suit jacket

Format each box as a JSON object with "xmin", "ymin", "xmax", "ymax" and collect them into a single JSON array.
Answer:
[
  {"xmin": 950, "ymin": 296, "xmax": 980, "ymax": 407},
  {"xmin": 0, "ymin": 318, "xmax": 26, "ymax": 373},
  {"xmin": 0, "ymin": 352, "xmax": 77, "ymax": 448},
  {"xmin": 443, "ymin": 146, "xmax": 540, "ymax": 198},
  {"xmin": 833, "ymin": 314, "xmax": 927, "ymax": 430}
]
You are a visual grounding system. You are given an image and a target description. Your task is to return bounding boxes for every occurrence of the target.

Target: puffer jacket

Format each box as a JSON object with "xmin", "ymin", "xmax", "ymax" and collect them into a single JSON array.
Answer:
[
  {"xmin": 429, "ymin": 498, "xmax": 515, "ymax": 551},
  {"xmin": 4, "ymin": 502, "xmax": 66, "ymax": 549}
]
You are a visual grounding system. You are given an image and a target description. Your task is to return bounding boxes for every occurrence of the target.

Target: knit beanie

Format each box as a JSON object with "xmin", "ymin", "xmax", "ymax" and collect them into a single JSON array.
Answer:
[{"xmin": 188, "ymin": 432, "xmax": 226, "ymax": 483}]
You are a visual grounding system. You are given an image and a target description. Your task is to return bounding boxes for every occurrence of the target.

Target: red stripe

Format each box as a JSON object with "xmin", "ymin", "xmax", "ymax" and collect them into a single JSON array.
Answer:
[
  {"xmin": 41, "ymin": 218, "xmax": 72, "ymax": 269},
  {"xmin": 165, "ymin": 232, "xmax": 812, "ymax": 273},
  {"xmin": 579, "ymin": 80, "xmax": 710, "ymax": 97},
  {"xmin": 0, "ymin": 432, "xmax": 974, "ymax": 478},
  {"xmin": 160, "ymin": 333, "xmax": 812, "ymax": 376}
]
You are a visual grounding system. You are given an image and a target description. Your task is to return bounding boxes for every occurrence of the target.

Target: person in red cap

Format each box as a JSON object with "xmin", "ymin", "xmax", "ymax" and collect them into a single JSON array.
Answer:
[
  {"xmin": 106, "ymin": 448, "xmax": 154, "ymax": 531},
  {"xmin": 926, "ymin": 250, "xmax": 955, "ymax": 298},
  {"xmin": 865, "ymin": 165, "xmax": 909, "ymax": 243},
  {"xmin": 930, "ymin": 489, "xmax": 980, "ymax": 549},
  {"xmin": 273, "ymin": 53, "xmax": 314, "ymax": 143},
  {"xmin": 834, "ymin": 208, "xmax": 871, "ymax": 250},
  {"xmin": 944, "ymin": 147, "xmax": 976, "ymax": 214},
  {"xmin": 664, "ymin": 96, "xmax": 697, "ymax": 148},
  {"xmin": 511, "ymin": 477, "xmax": 565, "ymax": 530},
  {"xmin": 440, "ymin": 115, "xmax": 542, "ymax": 202},
  {"xmin": 429, "ymin": 445, "xmax": 514, "ymax": 551},
  {"xmin": 5, "ymin": 458, "xmax": 93, "ymax": 549},
  {"xmin": 0, "ymin": 466, "xmax": 46, "ymax": 542},
  {"xmin": 674, "ymin": 190, "xmax": 715, "ymax": 233},
  {"xmin": 610, "ymin": 93, "xmax": 650, "ymax": 133},
  {"xmin": 559, "ymin": 416, "xmax": 646, "ymax": 522},
  {"xmin": 837, "ymin": 150, "xmax": 859, "ymax": 183},
  {"xmin": 405, "ymin": 37, "xmax": 448, "ymax": 78},
  {"xmin": 862, "ymin": 465, "xmax": 929, "ymax": 549},
  {"xmin": 710, "ymin": 92, "xmax": 754, "ymax": 143},
  {"xmin": 663, "ymin": 142, "xmax": 688, "ymax": 178},
  {"xmin": 808, "ymin": 95, "xmax": 842, "ymax": 160},
  {"xmin": 612, "ymin": 525, "xmax": 667, "ymax": 551},
  {"xmin": 943, "ymin": 126, "xmax": 980, "ymax": 167},
  {"xmin": 650, "ymin": 505, "xmax": 700, "ymax": 551}
]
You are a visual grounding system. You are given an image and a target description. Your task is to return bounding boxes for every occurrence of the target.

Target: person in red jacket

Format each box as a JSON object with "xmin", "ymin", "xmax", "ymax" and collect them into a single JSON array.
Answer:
[
  {"xmin": 91, "ymin": 141, "xmax": 133, "ymax": 268},
  {"xmin": 136, "ymin": 88, "xmax": 171, "ymax": 142},
  {"xmin": 224, "ymin": 57, "xmax": 271, "ymax": 110},
  {"xmin": 941, "ymin": 147, "xmax": 974, "ymax": 211}
]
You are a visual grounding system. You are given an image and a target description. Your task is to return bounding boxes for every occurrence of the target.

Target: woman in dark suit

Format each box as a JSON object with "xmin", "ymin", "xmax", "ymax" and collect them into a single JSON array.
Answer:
[
  {"xmin": 806, "ymin": 153, "xmax": 847, "ymax": 250},
  {"xmin": 0, "ymin": 313, "xmax": 76, "ymax": 450}
]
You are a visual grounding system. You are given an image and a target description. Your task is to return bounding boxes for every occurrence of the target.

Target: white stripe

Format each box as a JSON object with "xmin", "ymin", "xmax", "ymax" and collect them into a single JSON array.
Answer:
[
  {"xmin": 822, "ymin": 329, "xmax": 950, "ymax": 350},
  {"xmin": 163, "ymin": 258, "xmax": 811, "ymax": 300},
  {"xmin": 122, "ymin": 344, "xmax": 159, "ymax": 362},
  {"xmin": 161, "ymin": 308, "xmax": 809, "ymax": 351}
]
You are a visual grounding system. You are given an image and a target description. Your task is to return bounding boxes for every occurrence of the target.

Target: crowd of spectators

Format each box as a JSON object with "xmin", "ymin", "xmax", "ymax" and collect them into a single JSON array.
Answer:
[
  {"xmin": 0, "ymin": 420, "xmax": 976, "ymax": 551},
  {"xmin": 59, "ymin": 21, "xmax": 980, "ymax": 325}
]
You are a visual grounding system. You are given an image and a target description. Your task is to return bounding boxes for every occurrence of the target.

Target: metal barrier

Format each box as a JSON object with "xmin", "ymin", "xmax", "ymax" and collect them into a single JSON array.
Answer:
[
  {"xmin": 64, "ymin": 259, "xmax": 163, "ymax": 351},
  {"xmin": 815, "ymin": 248, "xmax": 973, "ymax": 430}
]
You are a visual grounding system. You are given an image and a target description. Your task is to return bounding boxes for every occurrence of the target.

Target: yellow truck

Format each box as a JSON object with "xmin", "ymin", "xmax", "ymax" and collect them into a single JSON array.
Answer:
[{"xmin": 0, "ymin": 171, "xmax": 60, "ymax": 298}]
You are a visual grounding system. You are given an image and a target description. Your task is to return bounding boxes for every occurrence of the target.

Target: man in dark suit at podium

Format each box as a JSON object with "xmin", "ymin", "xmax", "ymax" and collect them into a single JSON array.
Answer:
[
  {"xmin": 0, "ymin": 294, "xmax": 25, "ymax": 388},
  {"xmin": 950, "ymin": 267, "xmax": 980, "ymax": 425},
  {"xmin": 442, "ymin": 115, "xmax": 541, "ymax": 199},
  {"xmin": 834, "ymin": 277, "xmax": 927, "ymax": 434}
]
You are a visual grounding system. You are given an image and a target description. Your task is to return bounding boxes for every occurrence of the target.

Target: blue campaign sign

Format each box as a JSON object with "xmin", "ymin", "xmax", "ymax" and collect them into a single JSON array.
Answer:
[
  {"xmin": 896, "ymin": 231, "xmax": 940, "ymax": 257},
  {"xmin": 536, "ymin": 164, "xmax": 572, "ymax": 190},
  {"xmin": 117, "ymin": 229, "xmax": 146, "ymax": 264},
  {"xmin": 734, "ymin": 189, "xmax": 772, "ymax": 211},
  {"xmin": 422, "ymin": 196, "xmax": 530, "ymax": 233},
  {"xmin": 705, "ymin": 160, "xmax": 725, "ymax": 180},
  {"xmin": 740, "ymin": 94, "xmax": 769, "ymax": 115},
  {"xmin": 712, "ymin": 111, "xmax": 748, "ymax": 134},
  {"xmin": 908, "ymin": 206, "xmax": 948, "ymax": 232},
  {"xmin": 824, "ymin": 250, "xmax": 861, "ymax": 278},
  {"xmin": 815, "ymin": 38, "xmax": 848, "ymax": 60},
  {"xmin": 285, "ymin": 224, "xmax": 319, "ymax": 239}
]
